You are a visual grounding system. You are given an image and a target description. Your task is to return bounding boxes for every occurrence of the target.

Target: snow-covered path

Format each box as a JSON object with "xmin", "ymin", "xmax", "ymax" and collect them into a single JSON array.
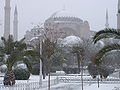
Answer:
[{"xmin": 39, "ymin": 83, "xmax": 86, "ymax": 90}]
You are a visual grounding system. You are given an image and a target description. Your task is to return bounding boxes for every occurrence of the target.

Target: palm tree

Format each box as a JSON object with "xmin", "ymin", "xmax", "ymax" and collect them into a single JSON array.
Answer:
[
  {"xmin": 72, "ymin": 46, "xmax": 84, "ymax": 73},
  {"xmin": 51, "ymin": 52, "xmax": 64, "ymax": 71},
  {"xmin": 0, "ymin": 35, "xmax": 36, "ymax": 86},
  {"xmin": 93, "ymin": 28, "xmax": 120, "ymax": 65},
  {"xmin": 72, "ymin": 45, "xmax": 85, "ymax": 90},
  {"xmin": 92, "ymin": 28, "xmax": 120, "ymax": 88}
]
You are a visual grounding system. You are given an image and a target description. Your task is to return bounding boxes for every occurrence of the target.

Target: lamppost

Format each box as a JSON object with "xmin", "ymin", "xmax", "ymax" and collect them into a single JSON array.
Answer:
[
  {"xmin": 38, "ymin": 33, "xmax": 43, "ymax": 87},
  {"xmin": 30, "ymin": 33, "xmax": 43, "ymax": 87}
]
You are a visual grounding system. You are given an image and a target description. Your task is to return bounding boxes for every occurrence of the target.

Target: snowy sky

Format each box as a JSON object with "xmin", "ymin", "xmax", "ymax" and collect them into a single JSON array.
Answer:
[{"xmin": 0, "ymin": 0, "xmax": 118, "ymax": 39}]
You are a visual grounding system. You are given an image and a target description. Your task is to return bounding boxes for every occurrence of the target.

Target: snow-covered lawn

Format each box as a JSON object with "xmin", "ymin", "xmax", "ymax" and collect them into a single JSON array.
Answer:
[
  {"xmin": 38, "ymin": 83, "xmax": 120, "ymax": 90},
  {"xmin": 0, "ymin": 73, "xmax": 120, "ymax": 90},
  {"xmin": 37, "ymin": 72, "xmax": 120, "ymax": 90}
]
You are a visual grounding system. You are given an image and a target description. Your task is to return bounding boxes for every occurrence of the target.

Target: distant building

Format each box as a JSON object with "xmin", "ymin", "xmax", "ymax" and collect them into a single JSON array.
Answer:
[
  {"xmin": 24, "ymin": 26, "xmax": 44, "ymax": 44},
  {"xmin": 24, "ymin": 10, "xmax": 94, "ymax": 43},
  {"xmin": 44, "ymin": 10, "xmax": 91, "ymax": 40}
]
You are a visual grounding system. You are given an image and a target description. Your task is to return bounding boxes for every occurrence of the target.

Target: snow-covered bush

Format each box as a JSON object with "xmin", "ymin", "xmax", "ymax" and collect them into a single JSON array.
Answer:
[
  {"xmin": 13, "ymin": 64, "xmax": 30, "ymax": 80},
  {"xmin": 31, "ymin": 64, "xmax": 40, "ymax": 75},
  {"xmin": 87, "ymin": 63, "xmax": 114, "ymax": 79},
  {"xmin": 60, "ymin": 36, "xmax": 83, "ymax": 47},
  {"xmin": 0, "ymin": 65, "xmax": 7, "ymax": 73}
]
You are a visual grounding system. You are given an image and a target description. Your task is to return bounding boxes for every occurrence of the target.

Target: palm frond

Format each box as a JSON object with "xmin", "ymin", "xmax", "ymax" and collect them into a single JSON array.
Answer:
[
  {"xmin": 24, "ymin": 50, "xmax": 38, "ymax": 57},
  {"xmin": 93, "ymin": 28, "xmax": 120, "ymax": 43},
  {"xmin": 94, "ymin": 43, "xmax": 120, "ymax": 65},
  {"xmin": 1, "ymin": 37, "xmax": 6, "ymax": 45},
  {"xmin": 19, "ymin": 37, "xmax": 25, "ymax": 43},
  {"xmin": 71, "ymin": 46, "xmax": 84, "ymax": 55}
]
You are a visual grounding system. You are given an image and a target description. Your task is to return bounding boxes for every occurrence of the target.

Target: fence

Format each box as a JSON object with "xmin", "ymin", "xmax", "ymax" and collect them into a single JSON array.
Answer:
[
  {"xmin": 0, "ymin": 75, "xmax": 120, "ymax": 90},
  {"xmin": 112, "ymin": 87, "xmax": 120, "ymax": 90},
  {"xmin": 0, "ymin": 82, "xmax": 39, "ymax": 90},
  {"xmin": 58, "ymin": 76, "xmax": 120, "ymax": 84},
  {"xmin": 0, "ymin": 77, "xmax": 59, "ymax": 90}
]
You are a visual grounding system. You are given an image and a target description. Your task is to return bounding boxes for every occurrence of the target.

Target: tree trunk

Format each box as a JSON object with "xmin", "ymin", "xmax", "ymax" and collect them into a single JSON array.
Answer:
[
  {"xmin": 77, "ymin": 53, "xmax": 81, "ymax": 73},
  {"xmin": 81, "ymin": 68, "xmax": 83, "ymax": 90},
  {"xmin": 48, "ymin": 73, "xmax": 50, "ymax": 90},
  {"xmin": 42, "ymin": 63, "xmax": 46, "ymax": 79},
  {"xmin": 47, "ymin": 59, "xmax": 51, "ymax": 90},
  {"xmin": 3, "ymin": 70, "xmax": 15, "ymax": 86},
  {"xmin": 81, "ymin": 57, "xmax": 83, "ymax": 90},
  {"xmin": 97, "ymin": 76, "xmax": 100, "ymax": 88}
]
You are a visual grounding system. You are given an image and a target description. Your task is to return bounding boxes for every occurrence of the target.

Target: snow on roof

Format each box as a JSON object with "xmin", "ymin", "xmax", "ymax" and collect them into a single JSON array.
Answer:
[
  {"xmin": 61, "ymin": 36, "xmax": 83, "ymax": 46},
  {"xmin": 16, "ymin": 63, "xmax": 27, "ymax": 69},
  {"xmin": 51, "ymin": 10, "xmax": 76, "ymax": 18}
]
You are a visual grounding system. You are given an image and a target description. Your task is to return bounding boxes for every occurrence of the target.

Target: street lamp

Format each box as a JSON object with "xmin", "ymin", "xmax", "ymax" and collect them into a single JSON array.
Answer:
[
  {"xmin": 30, "ymin": 33, "xmax": 43, "ymax": 87},
  {"xmin": 38, "ymin": 34, "xmax": 43, "ymax": 87}
]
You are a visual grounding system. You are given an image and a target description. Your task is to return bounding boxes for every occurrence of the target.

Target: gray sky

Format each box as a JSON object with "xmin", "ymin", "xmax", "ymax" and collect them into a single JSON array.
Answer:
[{"xmin": 0, "ymin": 0, "xmax": 118, "ymax": 39}]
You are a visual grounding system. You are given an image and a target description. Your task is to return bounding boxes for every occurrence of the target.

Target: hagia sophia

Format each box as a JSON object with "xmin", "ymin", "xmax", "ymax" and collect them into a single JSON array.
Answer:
[
  {"xmin": 3, "ymin": 0, "xmax": 120, "ymax": 43},
  {"xmin": 24, "ymin": 9, "xmax": 94, "ymax": 44}
]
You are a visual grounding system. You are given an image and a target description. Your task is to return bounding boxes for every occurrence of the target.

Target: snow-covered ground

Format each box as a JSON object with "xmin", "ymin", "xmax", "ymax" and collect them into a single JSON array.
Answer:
[
  {"xmin": 37, "ymin": 72, "xmax": 120, "ymax": 90},
  {"xmin": 0, "ymin": 72, "xmax": 120, "ymax": 90},
  {"xmin": 39, "ymin": 83, "xmax": 120, "ymax": 90}
]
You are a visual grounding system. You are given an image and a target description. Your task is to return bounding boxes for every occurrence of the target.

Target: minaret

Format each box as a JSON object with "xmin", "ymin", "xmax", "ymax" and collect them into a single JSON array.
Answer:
[
  {"xmin": 13, "ymin": 6, "xmax": 18, "ymax": 41},
  {"xmin": 4, "ymin": 0, "xmax": 11, "ymax": 39},
  {"xmin": 117, "ymin": 0, "xmax": 120, "ymax": 29},
  {"xmin": 105, "ymin": 9, "xmax": 109, "ymax": 28}
]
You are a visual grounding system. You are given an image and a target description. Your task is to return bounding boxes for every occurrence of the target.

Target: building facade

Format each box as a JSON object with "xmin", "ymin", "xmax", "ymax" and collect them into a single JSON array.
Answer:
[
  {"xmin": 44, "ymin": 10, "xmax": 90, "ymax": 40},
  {"xmin": 24, "ymin": 10, "xmax": 92, "ymax": 43}
]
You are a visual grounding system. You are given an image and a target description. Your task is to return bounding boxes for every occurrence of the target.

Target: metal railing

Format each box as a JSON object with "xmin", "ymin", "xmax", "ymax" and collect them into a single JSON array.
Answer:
[
  {"xmin": 58, "ymin": 76, "xmax": 120, "ymax": 84},
  {"xmin": 0, "ymin": 77, "xmax": 59, "ymax": 90}
]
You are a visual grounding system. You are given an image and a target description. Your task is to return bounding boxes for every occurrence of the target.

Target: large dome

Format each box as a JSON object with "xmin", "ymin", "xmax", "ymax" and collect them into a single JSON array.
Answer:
[
  {"xmin": 51, "ymin": 10, "xmax": 76, "ymax": 18},
  {"xmin": 48, "ymin": 10, "xmax": 82, "ymax": 22}
]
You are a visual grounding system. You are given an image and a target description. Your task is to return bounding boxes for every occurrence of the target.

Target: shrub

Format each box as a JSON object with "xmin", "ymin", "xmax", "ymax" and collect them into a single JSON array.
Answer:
[
  {"xmin": 13, "ymin": 64, "xmax": 30, "ymax": 80},
  {"xmin": 0, "ymin": 65, "xmax": 7, "ymax": 73},
  {"xmin": 87, "ymin": 63, "xmax": 114, "ymax": 79},
  {"xmin": 31, "ymin": 64, "xmax": 40, "ymax": 75}
]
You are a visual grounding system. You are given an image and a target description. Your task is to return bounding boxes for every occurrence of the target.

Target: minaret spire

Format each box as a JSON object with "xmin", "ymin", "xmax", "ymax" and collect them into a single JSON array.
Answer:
[
  {"xmin": 4, "ymin": 0, "xmax": 11, "ymax": 39},
  {"xmin": 118, "ymin": 0, "xmax": 120, "ymax": 13},
  {"xmin": 14, "ymin": 5, "xmax": 18, "ymax": 15},
  {"xmin": 117, "ymin": 0, "xmax": 120, "ymax": 29},
  {"xmin": 62, "ymin": 4, "xmax": 66, "ymax": 11},
  {"xmin": 105, "ymin": 9, "xmax": 109, "ymax": 28},
  {"xmin": 13, "ymin": 5, "xmax": 18, "ymax": 41}
]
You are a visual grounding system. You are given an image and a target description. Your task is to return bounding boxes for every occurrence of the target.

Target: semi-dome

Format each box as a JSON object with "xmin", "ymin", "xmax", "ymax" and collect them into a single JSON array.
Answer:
[{"xmin": 61, "ymin": 36, "xmax": 83, "ymax": 47}]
